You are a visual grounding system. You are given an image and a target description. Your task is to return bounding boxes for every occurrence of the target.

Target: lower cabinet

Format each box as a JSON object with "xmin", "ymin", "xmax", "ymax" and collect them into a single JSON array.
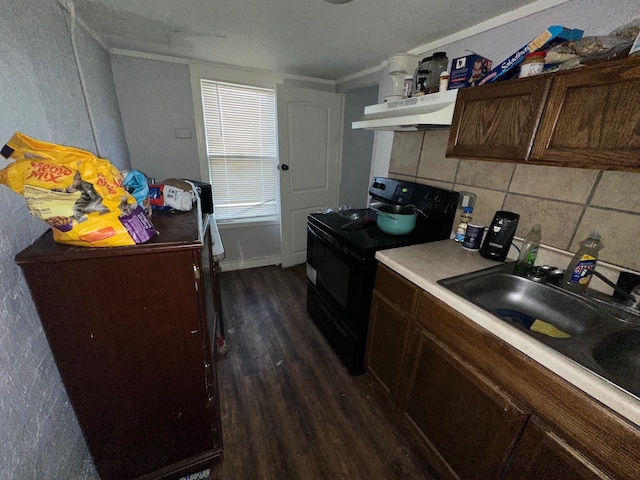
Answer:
[
  {"xmin": 402, "ymin": 327, "xmax": 527, "ymax": 479},
  {"xmin": 365, "ymin": 265, "xmax": 418, "ymax": 401},
  {"xmin": 503, "ymin": 417, "xmax": 609, "ymax": 480},
  {"xmin": 366, "ymin": 291, "xmax": 413, "ymax": 400},
  {"xmin": 366, "ymin": 264, "xmax": 640, "ymax": 480}
]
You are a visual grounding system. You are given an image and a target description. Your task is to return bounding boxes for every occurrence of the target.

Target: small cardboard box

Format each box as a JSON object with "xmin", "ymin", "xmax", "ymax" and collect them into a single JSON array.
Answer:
[
  {"xmin": 448, "ymin": 54, "xmax": 493, "ymax": 90},
  {"xmin": 478, "ymin": 26, "xmax": 584, "ymax": 85}
]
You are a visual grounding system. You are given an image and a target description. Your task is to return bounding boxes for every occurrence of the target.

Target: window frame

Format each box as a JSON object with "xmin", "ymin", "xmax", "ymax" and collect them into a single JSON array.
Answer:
[{"xmin": 190, "ymin": 65, "xmax": 285, "ymax": 225}]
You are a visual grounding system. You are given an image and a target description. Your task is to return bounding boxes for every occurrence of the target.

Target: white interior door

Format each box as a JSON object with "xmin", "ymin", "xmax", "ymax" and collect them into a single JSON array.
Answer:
[{"xmin": 277, "ymin": 85, "xmax": 343, "ymax": 268}]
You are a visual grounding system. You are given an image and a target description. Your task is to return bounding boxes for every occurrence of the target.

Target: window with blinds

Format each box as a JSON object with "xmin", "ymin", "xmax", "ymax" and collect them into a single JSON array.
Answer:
[{"xmin": 200, "ymin": 80, "xmax": 278, "ymax": 222}]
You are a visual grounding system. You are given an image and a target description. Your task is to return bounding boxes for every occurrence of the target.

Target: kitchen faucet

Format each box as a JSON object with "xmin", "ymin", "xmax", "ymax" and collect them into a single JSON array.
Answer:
[
  {"xmin": 590, "ymin": 269, "xmax": 640, "ymax": 310},
  {"xmin": 525, "ymin": 265, "xmax": 640, "ymax": 311}
]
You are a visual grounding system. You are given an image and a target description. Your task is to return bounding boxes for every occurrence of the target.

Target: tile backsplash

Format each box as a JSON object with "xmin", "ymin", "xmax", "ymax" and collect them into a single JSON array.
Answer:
[{"xmin": 389, "ymin": 130, "xmax": 640, "ymax": 273}]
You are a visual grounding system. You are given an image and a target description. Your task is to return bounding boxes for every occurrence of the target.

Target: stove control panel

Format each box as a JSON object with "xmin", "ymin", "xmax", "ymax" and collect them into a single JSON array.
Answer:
[
  {"xmin": 370, "ymin": 177, "xmax": 458, "ymax": 214},
  {"xmin": 393, "ymin": 185, "xmax": 413, "ymax": 201}
]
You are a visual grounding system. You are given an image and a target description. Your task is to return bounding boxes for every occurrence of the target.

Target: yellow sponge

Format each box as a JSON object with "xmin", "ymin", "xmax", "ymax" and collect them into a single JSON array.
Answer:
[{"xmin": 530, "ymin": 319, "xmax": 572, "ymax": 339}]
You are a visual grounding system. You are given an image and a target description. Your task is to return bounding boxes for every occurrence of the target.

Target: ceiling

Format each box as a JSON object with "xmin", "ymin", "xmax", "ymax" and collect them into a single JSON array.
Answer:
[{"xmin": 71, "ymin": 0, "xmax": 543, "ymax": 81}]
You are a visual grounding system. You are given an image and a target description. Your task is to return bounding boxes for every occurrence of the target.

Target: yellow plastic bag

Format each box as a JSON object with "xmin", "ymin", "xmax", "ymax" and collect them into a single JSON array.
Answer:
[{"xmin": 0, "ymin": 132, "xmax": 156, "ymax": 247}]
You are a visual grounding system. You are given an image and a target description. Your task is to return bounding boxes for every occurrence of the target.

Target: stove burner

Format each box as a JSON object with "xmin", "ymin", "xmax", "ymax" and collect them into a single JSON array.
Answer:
[{"xmin": 340, "ymin": 216, "xmax": 374, "ymax": 230}]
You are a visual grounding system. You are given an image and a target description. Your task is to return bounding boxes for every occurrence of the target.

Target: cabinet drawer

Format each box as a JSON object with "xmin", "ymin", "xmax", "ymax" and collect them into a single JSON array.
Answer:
[{"xmin": 374, "ymin": 264, "xmax": 419, "ymax": 316}]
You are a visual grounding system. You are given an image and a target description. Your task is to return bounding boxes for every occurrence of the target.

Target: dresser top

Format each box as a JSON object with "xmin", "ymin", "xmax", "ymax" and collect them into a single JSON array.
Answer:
[{"xmin": 16, "ymin": 209, "xmax": 207, "ymax": 264}]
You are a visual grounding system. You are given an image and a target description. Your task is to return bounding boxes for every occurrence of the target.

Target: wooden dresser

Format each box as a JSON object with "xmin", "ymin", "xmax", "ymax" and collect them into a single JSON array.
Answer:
[{"xmin": 16, "ymin": 209, "xmax": 223, "ymax": 480}]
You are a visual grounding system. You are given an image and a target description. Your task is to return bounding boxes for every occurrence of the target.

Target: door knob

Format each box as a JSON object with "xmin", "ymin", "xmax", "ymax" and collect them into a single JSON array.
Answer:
[{"xmin": 280, "ymin": 164, "xmax": 289, "ymax": 171}]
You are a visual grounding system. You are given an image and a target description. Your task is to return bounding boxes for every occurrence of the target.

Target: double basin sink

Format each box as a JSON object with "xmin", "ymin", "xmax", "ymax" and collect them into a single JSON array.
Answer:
[{"xmin": 438, "ymin": 263, "xmax": 640, "ymax": 399}]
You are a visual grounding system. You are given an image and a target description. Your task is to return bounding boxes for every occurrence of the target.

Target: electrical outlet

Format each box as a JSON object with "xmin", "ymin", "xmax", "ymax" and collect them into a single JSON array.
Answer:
[{"xmin": 175, "ymin": 128, "xmax": 192, "ymax": 139}]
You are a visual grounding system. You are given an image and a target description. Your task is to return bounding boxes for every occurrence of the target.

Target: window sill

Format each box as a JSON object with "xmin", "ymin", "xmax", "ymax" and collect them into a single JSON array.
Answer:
[{"xmin": 216, "ymin": 216, "xmax": 280, "ymax": 229}]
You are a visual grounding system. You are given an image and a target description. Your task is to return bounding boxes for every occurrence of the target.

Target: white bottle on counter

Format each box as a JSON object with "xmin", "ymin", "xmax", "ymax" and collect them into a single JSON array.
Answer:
[{"xmin": 454, "ymin": 207, "xmax": 473, "ymax": 242}]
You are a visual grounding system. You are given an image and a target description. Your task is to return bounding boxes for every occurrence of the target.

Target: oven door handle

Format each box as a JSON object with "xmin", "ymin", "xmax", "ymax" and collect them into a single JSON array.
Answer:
[{"xmin": 307, "ymin": 224, "xmax": 365, "ymax": 263}]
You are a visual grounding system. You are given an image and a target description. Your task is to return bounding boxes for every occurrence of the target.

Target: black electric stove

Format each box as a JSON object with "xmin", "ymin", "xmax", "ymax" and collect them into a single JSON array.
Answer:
[{"xmin": 306, "ymin": 177, "xmax": 459, "ymax": 374}]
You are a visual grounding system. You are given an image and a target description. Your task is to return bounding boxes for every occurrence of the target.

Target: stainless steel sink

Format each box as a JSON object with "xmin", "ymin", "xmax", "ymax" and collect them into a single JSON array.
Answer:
[
  {"xmin": 438, "ymin": 263, "xmax": 640, "ymax": 399},
  {"xmin": 454, "ymin": 272, "xmax": 601, "ymax": 336},
  {"xmin": 592, "ymin": 330, "xmax": 640, "ymax": 395}
]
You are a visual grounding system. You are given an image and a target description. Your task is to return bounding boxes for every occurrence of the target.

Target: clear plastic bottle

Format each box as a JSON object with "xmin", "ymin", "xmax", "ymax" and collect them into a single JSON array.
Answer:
[
  {"xmin": 513, "ymin": 224, "xmax": 542, "ymax": 275},
  {"xmin": 454, "ymin": 207, "xmax": 473, "ymax": 242},
  {"xmin": 562, "ymin": 232, "xmax": 605, "ymax": 293}
]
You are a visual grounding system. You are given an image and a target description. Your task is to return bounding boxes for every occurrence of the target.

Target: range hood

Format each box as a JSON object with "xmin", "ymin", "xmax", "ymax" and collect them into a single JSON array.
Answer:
[{"xmin": 352, "ymin": 89, "xmax": 458, "ymax": 131}]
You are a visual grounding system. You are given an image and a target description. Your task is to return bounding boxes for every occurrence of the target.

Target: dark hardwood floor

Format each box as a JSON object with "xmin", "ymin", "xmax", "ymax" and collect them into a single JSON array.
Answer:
[{"xmin": 208, "ymin": 264, "xmax": 437, "ymax": 480}]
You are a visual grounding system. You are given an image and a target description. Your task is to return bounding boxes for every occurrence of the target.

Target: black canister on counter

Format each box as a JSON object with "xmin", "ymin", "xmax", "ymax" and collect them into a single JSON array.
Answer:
[
  {"xmin": 462, "ymin": 223, "xmax": 485, "ymax": 250},
  {"xmin": 479, "ymin": 211, "xmax": 520, "ymax": 261}
]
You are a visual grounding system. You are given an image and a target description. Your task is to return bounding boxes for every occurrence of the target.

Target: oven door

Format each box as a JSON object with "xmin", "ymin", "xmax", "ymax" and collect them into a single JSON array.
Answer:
[{"xmin": 306, "ymin": 222, "xmax": 373, "ymax": 340}]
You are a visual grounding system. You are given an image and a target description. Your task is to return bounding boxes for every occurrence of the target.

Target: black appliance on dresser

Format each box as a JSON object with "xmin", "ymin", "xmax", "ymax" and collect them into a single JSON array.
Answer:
[{"xmin": 306, "ymin": 177, "xmax": 459, "ymax": 375}]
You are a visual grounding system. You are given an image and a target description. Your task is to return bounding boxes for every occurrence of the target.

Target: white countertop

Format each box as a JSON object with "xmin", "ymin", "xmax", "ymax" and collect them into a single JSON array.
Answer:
[{"xmin": 376, "ymin": 239, "xmax": 640, "ymax": 427}]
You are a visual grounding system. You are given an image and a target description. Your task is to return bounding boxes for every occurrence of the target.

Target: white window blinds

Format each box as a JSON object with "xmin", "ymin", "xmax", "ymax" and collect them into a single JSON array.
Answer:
[{"xmin": 200, "ymin": 80, "xmax": 278, "ymax": 221}]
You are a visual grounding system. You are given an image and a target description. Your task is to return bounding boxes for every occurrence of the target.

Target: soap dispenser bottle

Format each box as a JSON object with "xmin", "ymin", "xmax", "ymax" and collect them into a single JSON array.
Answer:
[
  {"xmin": 514, "ymin": 224, "xmax": 542, "ymax": 275},
  {"xmin": 562, "ymin": 232, "xmax": 604, "ymax": 293}
]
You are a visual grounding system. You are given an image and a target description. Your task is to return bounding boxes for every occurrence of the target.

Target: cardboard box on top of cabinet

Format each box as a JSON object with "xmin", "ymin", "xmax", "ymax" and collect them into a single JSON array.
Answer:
[
  {"xmin": 478, "ymin": 25, "xmax": 584, "ymax": 85},
  {"xmin": 448, "ymin": 54, "xmax": 493, "ymax": 90}
]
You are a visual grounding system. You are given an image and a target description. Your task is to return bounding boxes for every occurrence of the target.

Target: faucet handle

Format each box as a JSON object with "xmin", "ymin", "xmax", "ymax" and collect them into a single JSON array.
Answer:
[{"xmin": 526, "ymin": 265, "xmax": 562, "ymax": 283}]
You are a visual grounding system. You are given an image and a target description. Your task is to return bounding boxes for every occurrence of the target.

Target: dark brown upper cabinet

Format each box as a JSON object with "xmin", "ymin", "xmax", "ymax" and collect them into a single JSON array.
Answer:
[
  {"xmin": 530, "ymin": 58, "xmax": 640, "ymax": 170},
  {"xmin": 447, "ymin": 75, "xmax": 552, "ymax": 162},
  {"xmin": 447, "ymin": 56, "xmax": 640, "ymax": 172}
]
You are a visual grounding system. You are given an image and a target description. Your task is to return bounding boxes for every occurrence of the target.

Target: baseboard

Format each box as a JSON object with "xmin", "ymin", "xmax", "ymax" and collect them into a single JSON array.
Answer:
[{"xmin": 219, "ymin": 255, "xmax": 282, "ymax": 272}]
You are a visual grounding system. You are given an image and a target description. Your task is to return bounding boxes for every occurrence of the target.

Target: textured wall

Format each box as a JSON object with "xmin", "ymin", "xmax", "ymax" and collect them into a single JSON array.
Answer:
[
  {"xmin": 388, "ymin": 130, "xmax": 640, "ymax": 272},
  {"xmin": 0, "ymin": 0, "xmax": 129, "ymax": 478},
  {"xmin": 110, "ymin": 55, "xmax": 201, "ymax": 181}
]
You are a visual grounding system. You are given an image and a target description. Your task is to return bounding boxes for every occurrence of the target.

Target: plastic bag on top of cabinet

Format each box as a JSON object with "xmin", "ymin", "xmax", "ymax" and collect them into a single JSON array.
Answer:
[
  {"xmin": 0, "ymin": 132, "xmax": 156, "ymax": 247},
  {"xmin": 123, "ymin": 169, "xmax": 152, "ymax": 218}
]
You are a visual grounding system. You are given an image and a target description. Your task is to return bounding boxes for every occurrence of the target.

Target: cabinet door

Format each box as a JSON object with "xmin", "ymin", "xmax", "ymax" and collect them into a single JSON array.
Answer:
[
  {"xmin": 503, "ymin": 417, "xmax": 610, "ymax": 480},
  {"xmin": 403, "ymin": 327, "xmax": 528, "ymax": 480},
  {"xmin": 531, "ymin": 58, "xmax": 640, "ymax": 170},
  {"xmin": 365, "ymin": 291, "xmax": 413, "ymax": 401},
  {"xmin": 447, "ymin": 75, "xmax": 551, "ymax": 161}
]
